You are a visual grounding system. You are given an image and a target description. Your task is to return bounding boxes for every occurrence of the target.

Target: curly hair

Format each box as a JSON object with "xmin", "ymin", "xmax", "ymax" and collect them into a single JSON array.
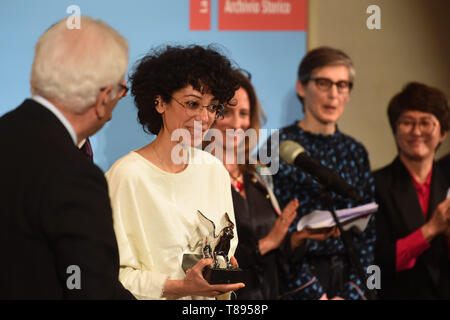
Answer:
[
  {"xmin": 387, "ymin": 82, "xmax": 450, "ymax": 135},
  {"xmin": 129, "ymin": 44, "xmax": 240, "ymax": 135}
]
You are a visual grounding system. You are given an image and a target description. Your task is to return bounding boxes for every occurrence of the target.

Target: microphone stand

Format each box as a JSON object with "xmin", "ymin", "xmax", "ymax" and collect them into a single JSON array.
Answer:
[{"xmin": 320, "ymin": 187, "xmax": 376, "ymax": 300}]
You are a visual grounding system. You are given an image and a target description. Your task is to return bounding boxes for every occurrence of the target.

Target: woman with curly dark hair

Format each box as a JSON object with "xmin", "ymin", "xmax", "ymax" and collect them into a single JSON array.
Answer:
[{"xmin": 105, "ymin": 45, "xmax": 244, "ymax": 300}]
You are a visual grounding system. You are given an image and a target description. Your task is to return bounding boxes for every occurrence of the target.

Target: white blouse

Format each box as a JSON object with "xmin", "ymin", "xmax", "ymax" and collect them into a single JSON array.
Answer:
[{"xmin": 105, "ymin": 147, "xmax": 237, "ymax": 299}]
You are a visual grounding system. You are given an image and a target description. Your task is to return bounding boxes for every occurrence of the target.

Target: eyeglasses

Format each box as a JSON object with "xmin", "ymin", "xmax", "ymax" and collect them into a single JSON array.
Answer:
[
  {"xmin": 119, "ymin": 83, "xmax": 129, "ymax": 97},
  {"xmin": 310, "ymin": 77, "xmax": 353, "ymax": 94},
  {"xmin": 100, "ymin": 82, "xmax": 129, "ymax": 98},
  {"xmin": 397, "ymin": 117, "xmax": 437, "ymax": 135},
  {"xmin": 171, "ymin": 96, "xmax": 224, "ymax": 119}
]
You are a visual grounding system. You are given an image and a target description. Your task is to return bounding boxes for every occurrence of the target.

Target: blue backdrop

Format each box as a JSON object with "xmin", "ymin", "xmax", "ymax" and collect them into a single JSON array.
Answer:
[{"xmin": 0, "ymin": 0, "xmax": 306, "ymax": 172}]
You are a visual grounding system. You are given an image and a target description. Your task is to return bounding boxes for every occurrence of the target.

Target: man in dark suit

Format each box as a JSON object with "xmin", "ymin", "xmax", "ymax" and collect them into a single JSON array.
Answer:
[
  {"xmin": 0, "ymin": 16, "xmax": 134, "ymax": 299},
  {"xmin": 374, "ymin": 82, "xmax": 450, "ymax": 299}
]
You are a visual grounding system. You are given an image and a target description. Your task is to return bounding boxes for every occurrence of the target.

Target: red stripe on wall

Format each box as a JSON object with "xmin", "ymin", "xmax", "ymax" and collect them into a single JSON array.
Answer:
[{"xmin": 190, "ymin": 0, "xmax": 211, "ymax": 30}]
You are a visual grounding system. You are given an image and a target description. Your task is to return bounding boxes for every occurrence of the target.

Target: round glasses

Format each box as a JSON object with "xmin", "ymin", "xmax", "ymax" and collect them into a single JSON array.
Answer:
[
  {"xmin": 171, "ymin": 96, "xmax": 224, "ymax": 119},
  {"xmin": 310, "ymin": 77, "xmax": 353, "ymax": 94},
  {"xmin": 397, "ymin": 117, "xmax": 437, "ymax": 135}
]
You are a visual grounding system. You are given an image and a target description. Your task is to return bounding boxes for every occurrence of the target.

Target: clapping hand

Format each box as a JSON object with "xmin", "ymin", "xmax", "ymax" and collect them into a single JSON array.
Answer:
[{"xmin": 258, "ymin": 198, "xmax": 299, "ymax": 255}]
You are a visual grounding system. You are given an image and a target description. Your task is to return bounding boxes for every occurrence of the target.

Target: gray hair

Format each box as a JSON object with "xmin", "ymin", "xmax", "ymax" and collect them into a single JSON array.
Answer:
[{"xmin": 30, "ymin": 16, "xmax": 129, "ymax": 113}]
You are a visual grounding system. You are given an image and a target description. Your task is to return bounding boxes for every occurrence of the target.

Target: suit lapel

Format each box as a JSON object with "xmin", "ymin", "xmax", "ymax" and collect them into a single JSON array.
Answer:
[
  {"xmin": 427, "ymin": 163, "xmax": 448, "ymax": 218},
  {"xmin": 424, "ymin": 163, "xmax": 448, "ymax": 288},
  {"xmin": 389, "ymin": 158, "xmax": 426, "ymax": 234}
]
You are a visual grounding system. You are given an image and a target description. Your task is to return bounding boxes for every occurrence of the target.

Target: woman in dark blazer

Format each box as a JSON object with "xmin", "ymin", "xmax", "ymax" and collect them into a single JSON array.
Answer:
[
  {"xmin": 206, "ymin": 70, "xmax": 300, "ymax": 299},
  {"xmin": 374, "ymin": 82, "xmax": 450, "ymax": 299}
]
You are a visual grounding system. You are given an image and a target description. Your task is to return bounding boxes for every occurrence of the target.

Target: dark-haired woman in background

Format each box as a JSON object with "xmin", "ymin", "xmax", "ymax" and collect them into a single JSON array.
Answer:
[
  {"xmin": 106, "ymin": 45, "xmax": 245, "ymax": 300},
  {"xmin": 206, "ymin": 70, "xmax": 299, "ymax": 299},
  {"xmin": 374, "ymin": 82, "xmax": 450, "ymax": 299}
]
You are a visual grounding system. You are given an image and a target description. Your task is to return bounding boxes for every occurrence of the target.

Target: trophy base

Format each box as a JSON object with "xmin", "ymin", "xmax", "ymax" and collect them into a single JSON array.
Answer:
[{"xmin": 203, "ymin": 266, "xmax": 246, "ymax": 285}]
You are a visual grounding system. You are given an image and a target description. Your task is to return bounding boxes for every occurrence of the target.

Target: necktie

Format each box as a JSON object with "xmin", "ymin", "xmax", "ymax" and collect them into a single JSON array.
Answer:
[{"xmin": 79, "ymin": 138, "xmax": 93, "ymax": 162}]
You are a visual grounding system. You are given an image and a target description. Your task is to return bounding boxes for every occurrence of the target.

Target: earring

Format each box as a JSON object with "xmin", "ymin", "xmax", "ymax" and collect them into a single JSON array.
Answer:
[{"xmin": 154, "ymin": 100, "xmax": 164, "ymax": 115}]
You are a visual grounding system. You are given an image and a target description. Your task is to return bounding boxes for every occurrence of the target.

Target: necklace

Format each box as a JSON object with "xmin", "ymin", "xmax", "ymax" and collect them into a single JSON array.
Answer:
[
  {"xmin": 151, "ymin": 143, "xmax": 164, "ymax": 166},
  {"xmin": 150, "ymin": 142, "xmax": 189, "ymax": 173},
  {"xmin": 230, "ymin": 172, "xmax": 244, "ymax": 193}
]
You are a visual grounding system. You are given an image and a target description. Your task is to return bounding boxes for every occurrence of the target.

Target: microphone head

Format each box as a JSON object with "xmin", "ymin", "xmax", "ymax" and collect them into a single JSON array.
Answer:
[
  {"xmin": 279, "ymin": 140, "xmax": 305, "ymax": 165},
  {"xmin": 280, "ymin": 140, "xmax": 363, "ymax": 203}
]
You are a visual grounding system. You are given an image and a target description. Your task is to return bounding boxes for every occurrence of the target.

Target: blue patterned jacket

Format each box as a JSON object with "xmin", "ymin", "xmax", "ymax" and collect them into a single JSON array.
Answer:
[{"xmin": 270, "ymin": 122, "xmax": 376, "ymax": 300}]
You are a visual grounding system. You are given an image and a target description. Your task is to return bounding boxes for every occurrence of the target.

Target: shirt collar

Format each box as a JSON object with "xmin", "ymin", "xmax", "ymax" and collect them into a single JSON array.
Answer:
[
  {"xmin": 31, "ymin": 95, "xmax": 78, "ymax": 146},
  {"xmin": 408, "ymin": 166, "xmax": 433, "ymax": 191}
]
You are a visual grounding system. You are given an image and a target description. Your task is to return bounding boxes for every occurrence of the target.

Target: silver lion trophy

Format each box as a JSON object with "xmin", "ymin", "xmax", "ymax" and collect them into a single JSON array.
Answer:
[{"xmin": 183, "ymin": 210, "xmax": 245, "ymax": 285}]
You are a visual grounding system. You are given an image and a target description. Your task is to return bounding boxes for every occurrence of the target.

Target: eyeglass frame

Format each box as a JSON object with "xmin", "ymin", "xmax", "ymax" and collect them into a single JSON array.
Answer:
[
  {"xmin": 170, "ymin": 95, "xmax": 225, "ymax": 120},
  {"xmin": 100, "ymin": 83, "xmax": 129, "ymax": 98},
  {"xmin": 118, "ymin": 83, "xmax": 129, "ymax": 96},
  {"xmin": 396, "ymin": 116, "xmax": 438, "ymax": 135},
  {"xmin": 309, "ymin": 77, "xmax": 353, "ymax": 93}
]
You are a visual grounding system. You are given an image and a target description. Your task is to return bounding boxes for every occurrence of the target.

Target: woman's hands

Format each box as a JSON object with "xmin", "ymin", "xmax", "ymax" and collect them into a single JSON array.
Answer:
[
  {"xmin": 290, "ymin": 226, "xmax": 341, "ymax": 250},
  {"xmin": 258, "ymin": 198, "xmax": 343, "ymax": 253},
  {"xmin": 421, "ymin": 198, "xmax": 450, "ymax": 243},
  {"xmin": 163, "ymin": 258, "xmax": 245, "ymax": 299},
  {"xmin": 258, "ymin": 198, "xmax": 299, "ymax": 255},
  {"xmin": 319, "ymin": 293, "xmax": 344, "ymax": 300}
]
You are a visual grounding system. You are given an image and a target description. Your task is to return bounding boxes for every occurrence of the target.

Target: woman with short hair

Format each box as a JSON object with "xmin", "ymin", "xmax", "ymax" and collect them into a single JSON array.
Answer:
[
  {"xmin": 374, "ymin": 82, "xmax": 450, "ymax": 299},
  {"xmin": 271, "ymin": 46, "xmax": 376, "ymax": 300}
]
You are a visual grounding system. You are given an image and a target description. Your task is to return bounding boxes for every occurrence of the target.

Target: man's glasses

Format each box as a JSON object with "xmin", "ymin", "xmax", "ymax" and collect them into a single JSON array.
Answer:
[
  {"xmin": 310, "ymin": 77, "xmax": 353, "ymax": 94},
  {"xmin": 119, "ymin": 83, "xmax": 129, "ymax": 97},
  {"xmin": 100, "ymin": 82, "xmax": 129, "ymax": 98},
  {"xmin": 397, "ymin": 117, "xmax": 437, "ymax": 135},
  {"xmin": 171, "ymin": 96, "xmax": 224, "ymax": 119}
]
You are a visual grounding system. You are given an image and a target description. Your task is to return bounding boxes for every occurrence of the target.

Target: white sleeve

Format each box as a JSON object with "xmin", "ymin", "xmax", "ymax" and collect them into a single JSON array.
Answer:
[{"xmin": 106, "ymin": 166, "xmax": 168, "ymax": 300}]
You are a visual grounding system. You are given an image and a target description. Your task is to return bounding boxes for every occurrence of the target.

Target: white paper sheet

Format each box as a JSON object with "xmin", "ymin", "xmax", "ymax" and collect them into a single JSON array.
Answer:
[{"xmin": 297, "ymin": 202, "xmax": 378, "ymax": 232}]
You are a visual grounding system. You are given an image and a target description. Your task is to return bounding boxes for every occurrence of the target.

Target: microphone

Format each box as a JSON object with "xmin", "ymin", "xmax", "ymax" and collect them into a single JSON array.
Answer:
[{"xmin": 279, "ymin": 140, "xmax": 363, "ymax": 203}]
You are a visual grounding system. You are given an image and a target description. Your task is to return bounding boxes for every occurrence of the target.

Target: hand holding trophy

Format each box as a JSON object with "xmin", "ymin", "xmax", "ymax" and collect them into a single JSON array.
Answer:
[
  {"xmin": 198, "ymin": 211, "xmax": 245, "ymax": 284},
  {"xmin": 183, "ymin": 211, "xmax": 246, "ymax": 285}
]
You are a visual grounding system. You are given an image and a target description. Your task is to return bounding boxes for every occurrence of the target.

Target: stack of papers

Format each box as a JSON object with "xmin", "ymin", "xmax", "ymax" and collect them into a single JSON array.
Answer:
[{"xmin": 296, "ymin": 202, "xmax": 378, "ymax": 232}]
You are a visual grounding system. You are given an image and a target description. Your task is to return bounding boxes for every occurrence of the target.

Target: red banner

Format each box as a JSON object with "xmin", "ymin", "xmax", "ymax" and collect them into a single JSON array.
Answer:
[
  {"xmin": 218, "ymin": 0, "xmax": 307, "ymax": 31},
  {"xmin": 190, "ymin": 0, "xmax": 211, "ymax": 30}
]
